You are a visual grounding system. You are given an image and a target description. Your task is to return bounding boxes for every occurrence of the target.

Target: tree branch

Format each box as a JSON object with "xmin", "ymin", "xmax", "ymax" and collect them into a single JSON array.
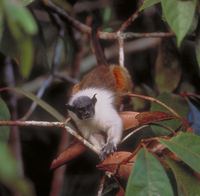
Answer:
[
  {"xmin": 43, "ymin": 1, "xmax": 174, "ymax": 40},
  {"xmin": 0, "ymin": 120, "xmax": 99, "ymax": 155}
]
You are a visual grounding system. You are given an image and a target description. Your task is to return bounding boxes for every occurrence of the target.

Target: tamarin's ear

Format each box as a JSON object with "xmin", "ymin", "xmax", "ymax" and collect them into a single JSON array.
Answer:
[
  {"xmin": 91, "ymin": 93, "xmax": 97, "ymax": 105},
  {"xmin": 66, "ymin": 104, "xmax": 75, "ymax": 112}
]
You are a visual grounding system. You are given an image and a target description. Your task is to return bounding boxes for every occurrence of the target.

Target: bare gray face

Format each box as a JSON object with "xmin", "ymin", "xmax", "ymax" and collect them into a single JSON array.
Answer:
[
  {"xmin": 76, "ymin": 101, "xmax": 95, "ymax": 119},
  {"xmin": 66, "ymin": 94, "xmax": 97, "ymax": 120}
]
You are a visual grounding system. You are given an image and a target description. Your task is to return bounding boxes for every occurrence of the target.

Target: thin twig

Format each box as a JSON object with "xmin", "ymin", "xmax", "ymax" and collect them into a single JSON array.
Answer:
[
  {"xmin": 120, "ymin": 31, "xmax": 174, "ymax": 39},
  {"xmin": 50, "ymin": 13, "xmax": 65, "ymax": 73},
  {"xmin": 150, "ymin": 122, "xmax": 176, "ymax": 135},
  {"xmin": 121, "ymin": 115, "xmax": 176, "ymax": 144},
  {"xmin": 184, "ymin": 92, "xmax": 200, "ymax": 99},
  {"xmin": 44, "ymin": 1, "xmax": 91, "ymax": 34},
  {"xmin": 118, "ymin": 0, "xmax": 147, "ymax": 32},
  {"xmin": 117, "ymin": 31, "xmax": 124, "ymax": 67},
  {"xmin": 54, "ymin": 72, "xmax": 79, "ymax": 84},
  {"xmin": 120, "ymin": 125, "xmax": 149, "ymax": 143},
  {"xmin": 43, "ymin": 1, "xmax": 174, "ymax": 40}
]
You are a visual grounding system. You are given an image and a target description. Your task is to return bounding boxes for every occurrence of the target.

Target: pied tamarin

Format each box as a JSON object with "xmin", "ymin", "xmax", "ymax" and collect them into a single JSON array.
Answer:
[{"xmin": 66, "ymin": 25, "xmax": 133, "ymax": 160}]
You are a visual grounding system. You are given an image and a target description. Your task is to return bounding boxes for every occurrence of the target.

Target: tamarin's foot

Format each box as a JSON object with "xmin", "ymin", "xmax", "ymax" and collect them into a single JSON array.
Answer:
[{"xmin": 99, "ymin": 141, "xmax": 117, "ymax": 160}]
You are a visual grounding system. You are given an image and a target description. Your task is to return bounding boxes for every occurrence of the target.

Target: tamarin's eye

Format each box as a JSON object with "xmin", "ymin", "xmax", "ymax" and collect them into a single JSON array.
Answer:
[
  {"xmin": 86, "ymin": 104, "xmax": 93, "ymax": 111},
  {"xmin": 77, "ymin": 108, "xmax": 84, "ymax": 114}
]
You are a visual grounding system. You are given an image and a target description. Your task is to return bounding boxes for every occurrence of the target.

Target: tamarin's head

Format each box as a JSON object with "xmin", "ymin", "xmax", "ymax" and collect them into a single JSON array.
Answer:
[{"xmin": 66, "ymin": 94, "xmax": 97, "ymax": 120}]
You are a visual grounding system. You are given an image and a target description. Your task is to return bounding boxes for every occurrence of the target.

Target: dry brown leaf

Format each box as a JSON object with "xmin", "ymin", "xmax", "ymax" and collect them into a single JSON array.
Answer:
[
  {"xmin": 194, "ymin": 171, "xmax": 200, "ymax": 180},
  {"xmin": 119, "ymin": 111, "xmax": 139, "ymax": 130},
  {"xmin": 119, "ymin": 111, "xmax": 175, "ymax": 131},
  {"xmin": 136, "ymin": 111, "xmax": 175, "ymax": 125},
  {"xmin": 50, "ymin": 138, "xmax": 86, "ymax": 170},
  {"xmin": 186, "ymin": 127, "xmax": 194, "ymax": 134},
  {"xmin": 51, "ymin": 111, "xmax": 176, "ymax": 170},
  {"xmin": 98, "ymin": 151, "xmax": 135, "ymax": 181},
  {"xmin": 116, "ymin": 185, "xmax": 125, "ymax": 196}
]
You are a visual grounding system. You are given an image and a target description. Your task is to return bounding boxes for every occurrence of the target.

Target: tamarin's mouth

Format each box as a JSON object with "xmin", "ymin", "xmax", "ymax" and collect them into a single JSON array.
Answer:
[
  {"xmin": 83, "ymin": 116, "xmax": 92, "ymax": 119},
  {"xmin": 81, "ymin": 113, "xmax": 93, "ymax": 119}
]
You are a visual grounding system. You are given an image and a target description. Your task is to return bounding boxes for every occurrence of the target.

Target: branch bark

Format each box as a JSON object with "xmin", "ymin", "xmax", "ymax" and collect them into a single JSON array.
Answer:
[
  {"xmin": 0, "ymin": 120, "xmax": 99, "ymax": 155},
  {"xmin": 43, "ymin": 1, "xmax": 174, "ymax": 40}
]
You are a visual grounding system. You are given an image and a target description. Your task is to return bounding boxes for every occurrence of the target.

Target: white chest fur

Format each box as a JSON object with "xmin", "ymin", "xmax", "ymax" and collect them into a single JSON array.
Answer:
[{"xmin": 67, "ymin": 88, "xmax": 123, "ymax": 148}]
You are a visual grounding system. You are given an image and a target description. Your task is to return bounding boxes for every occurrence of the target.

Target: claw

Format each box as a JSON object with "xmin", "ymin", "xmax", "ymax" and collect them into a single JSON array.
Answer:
[{"xmin": 99, "ymin": 141, "xmax": 117, "ymax": 160}]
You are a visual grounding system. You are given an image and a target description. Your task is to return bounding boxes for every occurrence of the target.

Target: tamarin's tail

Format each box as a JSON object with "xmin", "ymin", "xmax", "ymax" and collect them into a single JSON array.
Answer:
[{"xmin": 90, "ymin": 24, "xmax": 109, "ymax": 67}]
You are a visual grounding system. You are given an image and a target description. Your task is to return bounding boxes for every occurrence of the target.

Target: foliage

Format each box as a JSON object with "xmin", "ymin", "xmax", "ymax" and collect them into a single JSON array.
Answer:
[
  {"xmin": 126, "ymin": 147, "xmax": 173, "ymax": 196},
  {"xmin": 150, "ymin": 92, "xmax": 189, "ymax": 136},
  {"xmin": 140, "ymin": 0, "xmax": 197, "ymax": 46},
  {"xmin": 0, "ymin": 142, "xmax": 35, "ymax": 196},
  {"xmin": 0, "ymin": 98, "xmax": 34, "ymax": 195},
  {"xmin": 0, "ymin": 98, "xmax": 10, "ymax": 146},
  {"xmin": 0, "ymin": 0, "xmax": 200, "ymax": 196},
  {"xmin": 0, "ymin": 0, "xmax": 37, "ymax": 78}
]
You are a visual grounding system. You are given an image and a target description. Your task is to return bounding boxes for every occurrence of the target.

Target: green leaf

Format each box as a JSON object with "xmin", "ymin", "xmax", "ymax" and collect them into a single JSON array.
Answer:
[
  {"xmin": 10, "ymin": 87, "xmax": 66, "ymax": 122},
  {"xmin": 102, "ymin": 27, "xmax": 113, "ymax": 33},
  {"xmin": 139, "ymin": 0, "xmax": 161, "ymax": 11},
  {"xmin": 0, "ymin": 22, "xmax": 19, "ymax": 58},
  {"xmin": 195, "ymin": 18, "xmax": 200, "ymax": 75},
  {"xmin": 164, "ymin": 156, "xmax": 200, "ymax": 196},
  {"xmin": 150, "ymin": 92, "xmax": 189, "ymax": 136},
  {"xmin": 161, "ymin": 0, "xmax": 197, "ymax": 46},
  {"xmin": 0, "ymin": 1, "xmax": 38, "ymax": 78},
  {"xmin": 4, "ymin": 1, "xmax": 37, "ymax": 36},
  {"xmin": 0, "ymin": 142, "xmax": 34, "ymax": 196},
  {"xmin": 32, "ymin": 21, "xmax": 51, "ymax": 69},
  {"xmin": 155, "ymin": 38, "xmax": 181, "ymax": 94},
  {"xmin": 103, "ymin": 7, "xmax": 111, "ymax": 22},
  {"xmin": 158, "ymin": 132, "xmax": 200, "ymax": 174},
  {"xmin": 0, "ymin": 24, "xmax": 34, "ymax": 78},
  {"xmin": 18, "ymin": 35, "xmax": 34, "ymax": 78},
  {"xmin": 0, "ymin": 98, "xmax": 10, "ymax": 146},
  {"xmin": 13, "ymin": 0, "xmax": 35, "ymax": 7},
  {"xmin": 0, "ymin": 8, "xmax": 3, "ymax": 42},
  {"xmin": 126, "ymin": 148, "xmax": 173, "ymax": 196}
]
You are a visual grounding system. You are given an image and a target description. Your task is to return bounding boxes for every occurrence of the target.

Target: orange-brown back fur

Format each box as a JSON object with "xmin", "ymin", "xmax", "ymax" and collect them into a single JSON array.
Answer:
[{"xmin": 72, "ymin": 25, "xmax": 133, "ymax": 106}]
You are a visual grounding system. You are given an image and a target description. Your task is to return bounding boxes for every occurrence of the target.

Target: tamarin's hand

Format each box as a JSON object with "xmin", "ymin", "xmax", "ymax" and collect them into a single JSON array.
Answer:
[{"xmin": 99, "ymin": 141, "xmax": 117, "ymax": 160}]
